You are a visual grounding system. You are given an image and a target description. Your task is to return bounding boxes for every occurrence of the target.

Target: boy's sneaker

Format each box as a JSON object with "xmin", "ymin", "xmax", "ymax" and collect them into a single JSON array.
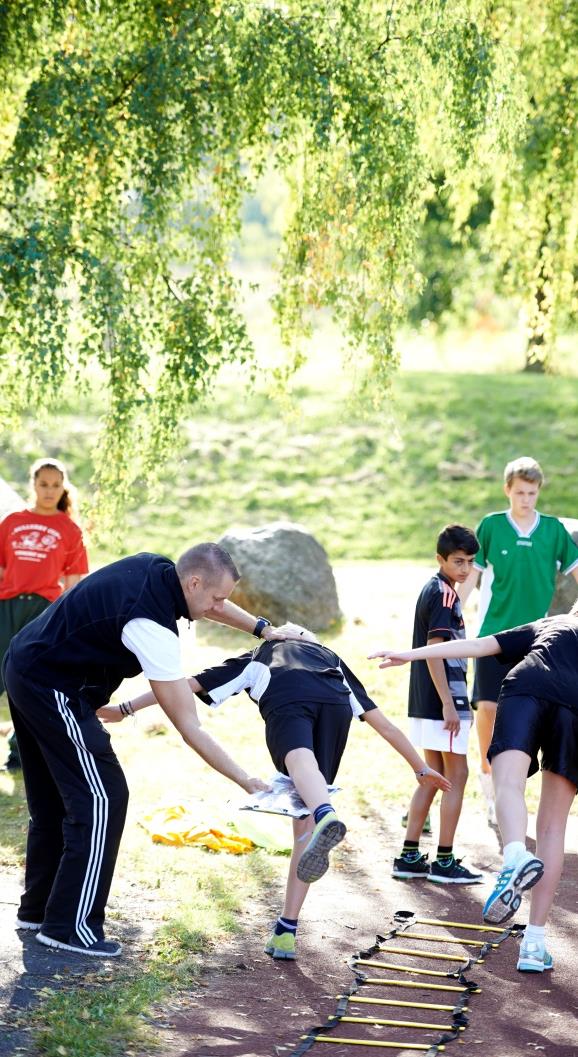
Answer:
[
  {"xmin": 428, "ymin": 856, "xmax": 483, "ymax": 885},
  {"xmin": 483, "ymin": 852, "xmax": 544, "ymax": 924},
  {"xmin": 401, "ymin": 811, "xmax": 432, "ymax": 835},
  {"xmin": 392, "ymin": 853, "xmax": 430, "ymax": 879},
  {"xmin": 517, "ymin": 940, "xmax": 553, "ymax": 973},
  {"xmin": 36, "ymin": 931, "xmax": 122, "ymax": 957},
  {"xmin": 296, "ymin": 812, "xmax": 346, "ymax": 884},
  {"xmin": 264, "ymin": 930, "xmax": 297, "ymax": 960},
  {"xmin": 15, "ymin": 918, "xmax": 42, "ymax": 931}
]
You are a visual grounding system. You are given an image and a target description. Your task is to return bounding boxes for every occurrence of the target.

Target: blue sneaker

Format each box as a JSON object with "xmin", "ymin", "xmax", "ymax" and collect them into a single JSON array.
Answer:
[
  {"xmin": 517, "ymin": 941, "xmax": 553, "ymax": 973},
  {"xmin": 296, "ymin": 812, "xmax": 346, "ymax": 883},
  {"xmin": 483, "ymin": 852, "xmax": 544, "ymax": 924}
]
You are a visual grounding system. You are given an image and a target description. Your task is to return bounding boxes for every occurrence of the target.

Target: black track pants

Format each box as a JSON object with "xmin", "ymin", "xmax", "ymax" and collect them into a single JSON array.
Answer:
[{"xmin": 4, "ymin": 657, "xmax": 129, "ymax": 945}]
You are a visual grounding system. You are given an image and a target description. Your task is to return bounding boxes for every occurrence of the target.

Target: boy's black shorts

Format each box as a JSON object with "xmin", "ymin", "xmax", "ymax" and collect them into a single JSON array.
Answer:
[
  {"xmin": 488, "ymin": 693, "xmax": 578, "ymax": 790},
  {"xmin": 472, "ymin": 654, "xmax": 514, "ymax": 705},
  {"xmin": 264, "ymin": 700, "xmax": 352, "ymax": 783}
]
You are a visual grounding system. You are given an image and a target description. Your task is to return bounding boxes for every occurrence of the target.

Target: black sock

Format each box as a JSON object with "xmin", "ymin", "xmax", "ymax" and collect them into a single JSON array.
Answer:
[
  {"xmin": 401, "ymin": 840, "xmax": 420, "ymax": 860},
  {"xmin": 313, "ymin": 803, "xmax": 333, "ymax": 825},
  {"xmin": 436, "ymin": 845, "xmax": 453, "ymax": 864},
  {"xmin": 274, "ymin": 916, "xmax": 298, "ymax": 937}
]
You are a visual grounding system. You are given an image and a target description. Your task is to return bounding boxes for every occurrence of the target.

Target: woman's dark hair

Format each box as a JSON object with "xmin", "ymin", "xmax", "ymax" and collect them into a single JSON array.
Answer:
[{"xmin": 29, "ymin": 457, "xmax": 77, "ymax": 516}]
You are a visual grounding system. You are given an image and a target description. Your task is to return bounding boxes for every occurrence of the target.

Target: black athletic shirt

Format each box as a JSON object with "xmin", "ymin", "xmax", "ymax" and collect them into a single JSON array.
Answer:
[
  {"xmin": 408, "ymin": 572, "xmax": 469, "ymax": 720},
  {"xmin": 495, "ymin": 615, "xmax": 578, "ymax": 715},
  {"xmin": 194, "ymin": 639, "xmax": 377, "ymax": 721}
]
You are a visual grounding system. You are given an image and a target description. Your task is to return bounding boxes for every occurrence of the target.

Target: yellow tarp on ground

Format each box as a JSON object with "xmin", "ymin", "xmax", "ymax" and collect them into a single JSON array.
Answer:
[{"xmin": 140, "ymin": 804, "xmax": 255, "ymax": 855}]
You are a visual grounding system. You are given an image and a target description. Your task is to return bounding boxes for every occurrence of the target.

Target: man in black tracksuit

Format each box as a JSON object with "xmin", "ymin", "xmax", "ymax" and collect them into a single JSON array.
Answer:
[{"xmin": 3, "ymin": 543, "xmax": 289, "ymax": 958}]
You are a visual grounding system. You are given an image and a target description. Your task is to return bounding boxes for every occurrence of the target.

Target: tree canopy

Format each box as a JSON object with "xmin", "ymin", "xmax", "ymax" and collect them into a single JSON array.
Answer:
[{"xmin": 0, "ymin": 1, "xmax": 576, "ymax": 521}]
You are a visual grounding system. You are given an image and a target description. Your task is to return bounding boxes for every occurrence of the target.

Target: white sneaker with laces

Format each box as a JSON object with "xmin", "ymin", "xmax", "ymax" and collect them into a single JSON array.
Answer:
[{"xmin": 517, "ymin": 941, "xmax": 554, "ymax": 973}]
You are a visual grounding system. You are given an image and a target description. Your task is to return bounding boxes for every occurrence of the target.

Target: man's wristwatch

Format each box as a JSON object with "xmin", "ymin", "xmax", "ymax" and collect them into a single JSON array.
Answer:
[{"xmin": 253, "ymin": 616, "xmax": 272, "ymax": 638}]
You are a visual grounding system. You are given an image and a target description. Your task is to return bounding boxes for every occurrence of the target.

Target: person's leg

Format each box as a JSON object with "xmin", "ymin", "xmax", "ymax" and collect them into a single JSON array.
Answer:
[
  {"xmin": 265, "ymin": 817, "xmax": 312, "ymax": 960},
  {"xmin": 517, "ymin": 771, "xmax": 576, "ymax": 972},
  {"xmin": 392, "ymin": 749, "xmax": 440, "ymax": 880},
  {"xmin": 476, "ymin": 700, "xmax": 497, "ymax": 777},
  {"xmin": 5, "ymin": 661, "xmax": 129, "ymax": 953},
  {"xmin": 404, "ymin": 748, "xmax": 440, "ymax": 841},
  {"xmin": 284, "ymin": 746, "xmax": 330, "ymax": 814},
  {"xmin": 528, "ymin": 770, "xmax": 576, "ymax": 926},
  {"xmin": 9, "ymin": 701, "xmax": 66, "ymax": 926},
  {"xmin": 284, "ymin": 702, "xmax": 350, "ymax": 886},
  {"xmin": 483, "ymin": 750, "xmax": 543, "ymax": 923},
  {"xmin": 427, "ymin": 749, "xmax": 482, "ymax": 884}
]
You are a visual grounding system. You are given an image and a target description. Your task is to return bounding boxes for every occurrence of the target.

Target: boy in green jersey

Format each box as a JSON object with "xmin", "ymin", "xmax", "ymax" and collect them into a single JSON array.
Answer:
[{"xmin": 459, "ymin": 457, "xmax": 578, "ymax": 821}]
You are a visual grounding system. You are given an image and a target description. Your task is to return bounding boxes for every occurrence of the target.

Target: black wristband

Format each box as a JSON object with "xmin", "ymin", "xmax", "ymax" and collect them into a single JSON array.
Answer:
[{"xmin": 253, "ymin": 617, "xmax": 272, "ymax": 638}]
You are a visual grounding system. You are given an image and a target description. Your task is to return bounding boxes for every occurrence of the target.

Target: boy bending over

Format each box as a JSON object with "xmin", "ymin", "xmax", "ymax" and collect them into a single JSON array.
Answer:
[
  {"xmin": 371, "ymin": 600, "xmax": 578, "ymax": 974},
  {"xmin": 100, "ymin": 636, "xmax": 449, "ymax": 961}
]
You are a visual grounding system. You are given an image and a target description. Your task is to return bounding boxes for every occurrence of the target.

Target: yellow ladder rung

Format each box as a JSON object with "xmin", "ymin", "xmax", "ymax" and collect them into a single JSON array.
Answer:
[
  {"xmin": 331, "ymin": 1015, "xmax": 463, "ymax": 1031},
  {"xmin": 365, "ymin": 977, "xmax": 480, "ymax": 994},
  {"xmin": 393, "ymin": 932, "xmax": 496, "ymax": 948},
  {"xmin": 355, "ymin": 960, "xmax": 461, "ymax": 977},
  {"xmin": 415, "ymin": 916, "xmax": 506, "ymax": 934},
  {"xmin": 308, "ymin": 1037, "xmax": 445, "ymax": 1050},
  {"xmin": 378, "ymin": 945, "xmax": 471, "ymax": 963},
  {"xmin": 341, "ymin": 995, "xmax": 468, "ymax": 1013}
]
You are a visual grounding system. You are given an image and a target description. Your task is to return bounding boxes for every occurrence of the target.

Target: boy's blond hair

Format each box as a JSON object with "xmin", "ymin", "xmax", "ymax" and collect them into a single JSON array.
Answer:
[{"xmin": 504, "ymin": 456, "xmax": 544, "ymax": 488}]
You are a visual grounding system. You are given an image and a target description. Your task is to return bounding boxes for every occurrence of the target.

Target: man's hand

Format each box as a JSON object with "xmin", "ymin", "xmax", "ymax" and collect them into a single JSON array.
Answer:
[
  {"xmin": 96, "ymin": 704, "xmax": 125, "ymax": 724},
  {"xmin": 416, "ymin": 765, "xmax": 452, "ymax": 792},
  {"xmin": 262, "ymin": 622, "xmax": 318, "ymax": 643},
  {"xmin": 368, "ymin": 650, "xmax": 411, "ymax": 668},
  {"xmin": 442, "ymin": 703, "xmax": 461, "ymax": 733},
  {"xmin": 243, "ymin": 777, "xmax": 273, "ymax": 794}
]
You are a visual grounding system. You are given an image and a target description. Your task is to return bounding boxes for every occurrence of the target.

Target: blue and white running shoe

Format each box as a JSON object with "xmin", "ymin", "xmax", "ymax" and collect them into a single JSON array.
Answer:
[
  {"xmin": 517, "ymin": 940, "xmax": 554, "ymax": 973},
  {"xmin": 483, "ymin": 851, "xmax": 544, "ymax": 924}
]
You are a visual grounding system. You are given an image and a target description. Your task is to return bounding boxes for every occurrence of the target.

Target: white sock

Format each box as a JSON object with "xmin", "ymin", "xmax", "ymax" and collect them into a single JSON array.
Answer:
[
  {"xmin": 524, "ymin": 924, "xmax": 546, "ymax": 946},
  {"xmin": 503, "ymin": 841, "xmax": 526, "ymax": 866}
]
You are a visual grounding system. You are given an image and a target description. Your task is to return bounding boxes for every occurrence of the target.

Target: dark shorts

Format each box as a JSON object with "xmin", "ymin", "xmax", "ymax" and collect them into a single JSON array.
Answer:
[
  {"xmin": 488, "ymin": 693, "xmax": 578, "ymax": 789},
  {"xmin": 472, "ymin": 653, "xmax": 514, "ymax": 705},
  {"xmin": 264, "ymin": 700, "xmax": 352, "ymax": 783},
  {"xmin": 0, "ymin": 594, "xmax": 52, "ymax": 694}
]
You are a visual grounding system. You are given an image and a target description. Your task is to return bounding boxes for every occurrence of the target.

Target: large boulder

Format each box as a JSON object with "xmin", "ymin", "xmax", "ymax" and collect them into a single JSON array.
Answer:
[
  {"xmin": 548, "ymin": 517, "xmax": 578, "ymax": 615},
  {"xmin": 218, "ymin": 522, "xmax": 342, "ymax": 631}
]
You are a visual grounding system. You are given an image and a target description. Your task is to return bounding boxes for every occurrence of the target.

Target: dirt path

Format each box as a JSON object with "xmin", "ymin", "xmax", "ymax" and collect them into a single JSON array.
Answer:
[
  {"xmin": 2, "ymin": 799, "xmax": 577, "ymax": 1056},
  {"xmin": 148, "ymin": 802, "xmax": 578, "ymax": 1057}
]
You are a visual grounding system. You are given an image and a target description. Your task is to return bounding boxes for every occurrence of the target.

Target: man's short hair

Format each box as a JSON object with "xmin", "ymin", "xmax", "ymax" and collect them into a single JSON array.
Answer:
[
  {"xmin": 504, "ymin": 456, "xmax": 544, "ymax": 488},
  {"xmin": 436, "ymin": 524, "xmax": 479, "ymax": 559},
  {"xmin": 176, "ymin": 543, "xmax": 239, "ymax": 584}
]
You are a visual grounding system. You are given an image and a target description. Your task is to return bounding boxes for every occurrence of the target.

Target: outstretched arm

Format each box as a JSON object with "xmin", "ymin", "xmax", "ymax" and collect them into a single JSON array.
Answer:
[
  {"xmin": 203, "ymin": 600, "xmax": 317, "ymax": 642},
  {"xmin": 363, "ymin": 709, "xmax": 451, "ymax": 791},
  {"xmin": 149, "ymin": 677, "xmax": 268, "ymax": 794},
  {"xmin": 97, "ymin": 676, "xmax": 205, "ymax": 723},
  {"xmin": 368, "ymin": 634, "xmax": 501, "ymax": 669}
]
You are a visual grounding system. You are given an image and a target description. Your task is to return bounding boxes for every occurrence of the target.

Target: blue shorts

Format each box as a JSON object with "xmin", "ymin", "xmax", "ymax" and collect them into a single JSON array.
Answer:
[
  {"xmin": 488, "ymin": 693, "xmax": 578, "ymax": 789},
  {"xmin": 264, "ymin": 700, "xmax": 352, "ymax": 782}
]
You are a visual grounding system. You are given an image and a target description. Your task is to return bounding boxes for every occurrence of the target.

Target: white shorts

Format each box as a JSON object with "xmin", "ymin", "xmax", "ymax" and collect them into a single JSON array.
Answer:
[{"xmin": 408, "ymin": 716, "xmax": 472, "ymax": 756}]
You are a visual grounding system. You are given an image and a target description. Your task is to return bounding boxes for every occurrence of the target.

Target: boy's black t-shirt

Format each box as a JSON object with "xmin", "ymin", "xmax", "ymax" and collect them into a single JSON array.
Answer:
[
  {"xmin": 495, "ymin": 615, "xmax": 578, "ymax": 714},
  {"xmin": 193, "ymin": 639, "xmax": 377, "ymax": 721},
  {"xmin": 408, "ymin": 572, "xmax": 469, "ymax": 720}
]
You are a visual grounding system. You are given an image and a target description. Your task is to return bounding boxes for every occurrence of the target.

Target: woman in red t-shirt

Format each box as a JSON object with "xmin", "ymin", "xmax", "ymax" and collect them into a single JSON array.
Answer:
[{"xmin": 0, "ymin": 458, "xmax": 89, "ymax": 766}]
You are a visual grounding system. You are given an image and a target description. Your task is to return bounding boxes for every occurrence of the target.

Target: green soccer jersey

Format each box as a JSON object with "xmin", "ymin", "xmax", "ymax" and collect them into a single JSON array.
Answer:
[{"xmin": 475, "ymin": 511, "xmax": 578, "ymax": 636}]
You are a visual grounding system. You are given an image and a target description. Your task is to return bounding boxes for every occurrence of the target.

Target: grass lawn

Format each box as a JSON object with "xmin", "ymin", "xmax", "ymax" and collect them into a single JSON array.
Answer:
[
  {"xmin": 2, "ymin": 560, "xmax": 574, "ymax": 1057},
  {"xmin": 1, "ymin": 340, "xmax": 577, "ymax": 566}
]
